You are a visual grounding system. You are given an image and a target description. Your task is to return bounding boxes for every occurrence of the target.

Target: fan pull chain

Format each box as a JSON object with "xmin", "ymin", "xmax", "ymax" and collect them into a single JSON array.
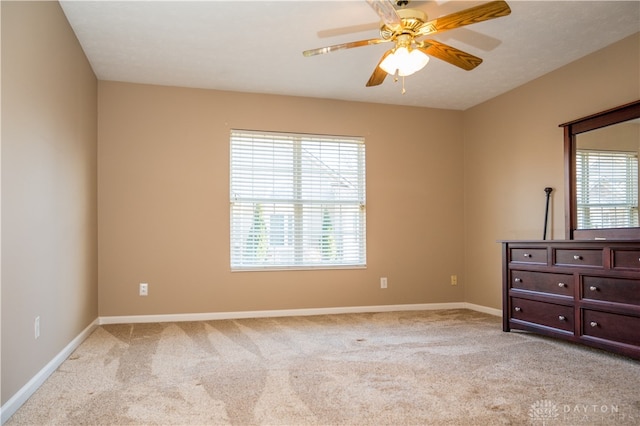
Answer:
[{"xmin": 392, "ymin": 73, "xmax": 407, "ymax": 95}]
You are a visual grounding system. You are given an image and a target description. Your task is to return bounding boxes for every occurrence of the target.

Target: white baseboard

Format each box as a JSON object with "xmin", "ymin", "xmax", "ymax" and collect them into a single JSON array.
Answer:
[
  {"xmin": 464, "ymin": 303, "xmax": 502, "ymax": 317},
  {"xmin": 99, "ymin": 302, "xmax": 501, "ymax": 324},
  {"xmin": 0, "ymin": 319, "xmax": 99, "ymax": 425}
]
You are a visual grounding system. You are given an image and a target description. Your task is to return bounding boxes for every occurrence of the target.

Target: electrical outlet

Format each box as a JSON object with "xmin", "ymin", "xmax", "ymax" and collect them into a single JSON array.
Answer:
[
  {"xmin": 380, "ymin": 277, "xmax": 388, "ymax": 289},
  {"xmin": 35, "ymin": 316, "xmax": 40, "ymax": 339},
  {"xmin": 139, "ymin": 283, "xmax": 149, "ymax": 296},
  {"xmin": 451, "ymin": 275, "xmax": 458, "ymax": 286}
]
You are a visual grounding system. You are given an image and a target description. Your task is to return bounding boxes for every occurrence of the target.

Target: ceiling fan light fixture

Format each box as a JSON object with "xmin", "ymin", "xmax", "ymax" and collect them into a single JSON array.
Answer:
[{"xmin": 379, "ymin": 46, "xmax": 429, "ymax": 77}]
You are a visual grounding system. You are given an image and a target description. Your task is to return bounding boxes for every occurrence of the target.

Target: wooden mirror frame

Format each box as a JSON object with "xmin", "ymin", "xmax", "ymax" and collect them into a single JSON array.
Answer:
[{"xmin": 560, "ymin": 100, "xmax": 640, "ymax": 240}]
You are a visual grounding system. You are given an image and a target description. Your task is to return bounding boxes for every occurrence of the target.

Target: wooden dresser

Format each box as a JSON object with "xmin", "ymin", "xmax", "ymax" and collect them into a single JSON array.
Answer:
[{"xmin": 502, "ymin": 240, "xmax": 640, "ymax": 360}]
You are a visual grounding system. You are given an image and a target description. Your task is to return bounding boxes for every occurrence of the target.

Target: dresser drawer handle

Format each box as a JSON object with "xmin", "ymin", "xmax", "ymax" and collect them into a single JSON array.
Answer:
[
  {"xmin": 514, "ymin": 307, "xmax": 522, "ymax": 312},
  {"xmin": 573, "ymin": 255, "xmax": 582, "ymax": 260},
  {"xmin": 523, "ymin": 253, "xmax": 531, "ymax": 258},
  {"xmin": 590, "ymin": 321, "xmax": 598, "ymax": 327},
  {"xmin": 558, "ymin": 282, "xmax": 566, "ymax": 288},
  {"xmin": 514, "ymin": 278, "xmax": 522, "ymax": 283},
  {"xmin": 558, "ymin": 315, "xmax": 566, "ymax": 321},
  {"xmin": 589, "ymin": 286, "xmax": 598, "ymax": 291}
]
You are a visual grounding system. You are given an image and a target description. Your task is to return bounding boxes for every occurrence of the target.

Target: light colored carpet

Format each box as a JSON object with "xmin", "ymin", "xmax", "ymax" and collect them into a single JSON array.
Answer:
[{"xmin": 6, "ymin": 309, "xmax": 640, "ymax": 425}]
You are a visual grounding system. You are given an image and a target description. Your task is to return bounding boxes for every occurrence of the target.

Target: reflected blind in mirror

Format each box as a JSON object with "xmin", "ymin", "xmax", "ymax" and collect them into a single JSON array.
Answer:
[{"xmin": 576, "ymin": 149, "xmax": 639, "ymax": 229}]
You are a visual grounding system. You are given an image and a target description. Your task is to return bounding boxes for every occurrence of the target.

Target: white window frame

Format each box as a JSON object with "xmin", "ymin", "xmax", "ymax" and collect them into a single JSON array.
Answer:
[
  {"xmin": 230, "ymin": 130, "xmax": 366, "ymax": 271},
  {"xmin": 576, "ymin": 149, "xmax": 639, "ymax": 229}
]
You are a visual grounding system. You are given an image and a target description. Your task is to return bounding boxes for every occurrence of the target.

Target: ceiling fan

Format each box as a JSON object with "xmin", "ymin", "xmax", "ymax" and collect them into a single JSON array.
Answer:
[{"xmin": 303, "ymin": 0, "xmax": 511, "ymax": 88}]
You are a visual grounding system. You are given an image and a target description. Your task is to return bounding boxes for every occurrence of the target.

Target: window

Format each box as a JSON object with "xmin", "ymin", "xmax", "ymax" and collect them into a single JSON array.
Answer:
[
  {"xmin": 576, "ymin": 149, "xmax": 639, "ymax": 229},
  {"xmin": 230, "ymin": 130, "xmax": 366, "ymax": 270}
]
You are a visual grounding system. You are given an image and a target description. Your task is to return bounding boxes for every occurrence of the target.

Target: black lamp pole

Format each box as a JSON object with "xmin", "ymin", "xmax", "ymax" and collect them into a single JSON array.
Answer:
[{"xmin": 543, "ymin": 187, "xmax": 553, "ymax": 240}]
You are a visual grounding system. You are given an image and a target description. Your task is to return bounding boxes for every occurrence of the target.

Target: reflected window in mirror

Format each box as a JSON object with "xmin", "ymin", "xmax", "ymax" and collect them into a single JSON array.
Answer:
[{"xmin": 576, "ymin": 149, "xmax": 638, "ymax": 229}]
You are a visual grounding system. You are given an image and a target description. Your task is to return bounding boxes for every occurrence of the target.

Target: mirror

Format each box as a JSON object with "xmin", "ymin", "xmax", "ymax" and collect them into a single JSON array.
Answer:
[{"xmin": 561, "ymin": 100, "xmax": 640, "ymax": 240}]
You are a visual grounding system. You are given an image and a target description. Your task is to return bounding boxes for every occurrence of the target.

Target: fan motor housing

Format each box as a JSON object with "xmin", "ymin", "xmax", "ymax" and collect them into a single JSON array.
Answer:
[{"xmin": 380, "ymin": 9, "xmax": 428, "ymax": 39}]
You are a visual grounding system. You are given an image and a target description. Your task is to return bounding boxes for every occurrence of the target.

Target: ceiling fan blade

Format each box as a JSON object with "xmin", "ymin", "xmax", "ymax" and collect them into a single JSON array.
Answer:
[
  {"xmin": 366, "ymin": 0, "xmax": 402, "ymax": 31},
  {"xmin": 415, "ymin": 0, "xmax": 511, "ymax": 37},
  {"xmin": 418, "ymin": 40, "xmax": 483, "ymax": 71},
  {"xmin": 317, "ymin": 22, "xmax": 380, "ymax": 39},
  {"xmin": 366, "ymin": 50, "xmax": 393, "ymax": 87},
  {"xmin": 303, "ymin": 38, "xmax": 391, "ymax": 57}
]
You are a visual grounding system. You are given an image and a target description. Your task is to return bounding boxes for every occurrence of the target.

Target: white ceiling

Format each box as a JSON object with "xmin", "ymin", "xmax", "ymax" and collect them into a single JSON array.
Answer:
[{"xmin": 59, "ymin": 0, "xmax": 640, "ymax": 111}]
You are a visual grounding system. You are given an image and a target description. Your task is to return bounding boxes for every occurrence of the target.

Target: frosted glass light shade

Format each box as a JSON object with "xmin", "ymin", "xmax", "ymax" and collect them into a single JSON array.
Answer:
[{"xmin": 379, "ymin": 47, "xmax": 429, "ymax": 77}]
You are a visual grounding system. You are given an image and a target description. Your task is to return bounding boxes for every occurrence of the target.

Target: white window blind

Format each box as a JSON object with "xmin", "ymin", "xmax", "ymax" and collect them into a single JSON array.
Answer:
[
  {"xmin": 576, "ymin": 149, "xmax": 639, "ymax": 229},
  {"xmin": 230, "ymin": 130, "xmax": 366, "ymax": 270}
]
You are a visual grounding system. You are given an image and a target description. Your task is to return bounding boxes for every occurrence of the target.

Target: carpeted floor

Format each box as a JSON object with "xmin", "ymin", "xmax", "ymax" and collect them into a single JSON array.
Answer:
[{"xmin": 6, "ymin": 309, "xmax": 640, "ymax": 425}]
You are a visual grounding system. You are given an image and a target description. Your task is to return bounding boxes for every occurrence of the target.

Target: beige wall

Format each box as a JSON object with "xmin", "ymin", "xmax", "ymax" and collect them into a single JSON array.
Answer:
[
  {"xmin": 1, "ymin": 1, "xmax": 98, "ymax": 406},
  {"xmin": 98, "ymin": 83, "xmax": 466, "ymax": 316},
  {"xmin": 577, "ymin": 120, "xmax": 639, "ymax": 152},
  {"xmin": 98, "ymin": 33, "xmax": 639, "ymax": 317},
  {"xmin": 463, "ymin": 32, "xmax": 640, "ymax": 309}
]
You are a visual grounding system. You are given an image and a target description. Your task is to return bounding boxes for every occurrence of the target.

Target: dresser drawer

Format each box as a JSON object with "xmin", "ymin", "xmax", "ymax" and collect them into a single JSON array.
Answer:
[
  {"xmin": 582, "ymin": 276, "xmax": 640, "ymax": 306},
  {"xmin": 612, "ymin": 249, "xmax": 640, "ymax": 270},
  {"xmin": 554, "ymin": 249, "xmax": 603, "ymax": 267},
  {"xmin": 582, "ymin": 310, "xmax": 640, "ymax": 347},
  {"xmin": 511, "ymin": 297, "xmax": 574, "ymax": 332},
  {"xmin": 510, "ymin": 248, "xmax": 547, "ymax": 265},
  {"xmin": 510, "ymin": 270, "xmax": 573, "ymax": 297}
]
